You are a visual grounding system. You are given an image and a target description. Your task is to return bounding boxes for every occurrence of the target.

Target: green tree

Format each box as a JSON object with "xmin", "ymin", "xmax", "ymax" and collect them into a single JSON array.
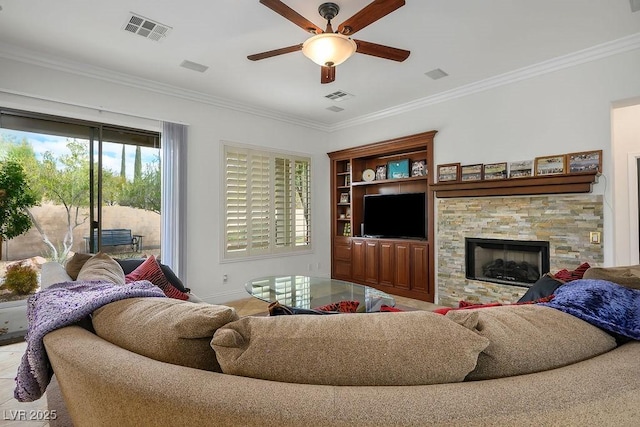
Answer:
[
  {"xmin": 0, "ymin": 159, "xmax": 38, "ymax": 259},
  {"xmin": 120, "ymin": 145, "xmax": 126, "ymax": 180},
  {"xmin": 134, "ymin": 146, "xmax": 142, "ymax": 183},
  {"xmin": 26, "ymin": 139, "xmax": 91, "ymax": 262},
  {"xmin": 119, "ymin": 153, "xmax": 161, "ymax": 213}
]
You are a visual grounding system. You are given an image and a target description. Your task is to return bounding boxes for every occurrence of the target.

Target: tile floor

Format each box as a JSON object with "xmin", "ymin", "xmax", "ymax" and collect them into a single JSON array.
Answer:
[{"xmin": 0, "ymin": 295, "xmax": 440, "ymax": 426}]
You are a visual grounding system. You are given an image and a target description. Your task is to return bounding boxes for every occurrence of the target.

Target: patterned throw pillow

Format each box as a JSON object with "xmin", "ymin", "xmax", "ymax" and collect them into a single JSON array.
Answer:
[
  {"xmin": 313, "ymin": 300, "xmax": 360, "ymax": 313},
  {"xmin": 125, "ymin": 255, "xmax": 189, "ymax": 300},
  {"xmin": 553, "ymin": 262, "xmax": 590, "ymax": 282}
]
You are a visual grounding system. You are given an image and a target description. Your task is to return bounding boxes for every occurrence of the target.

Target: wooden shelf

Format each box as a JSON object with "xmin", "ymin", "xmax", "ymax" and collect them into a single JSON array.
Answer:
[
  {"xmin": 352, "ymin": 175, "xmax": 428, "ymax": 187},
  {"xmin": 431, "ymin": 172, "xmax": 598, "ymax": 198}
]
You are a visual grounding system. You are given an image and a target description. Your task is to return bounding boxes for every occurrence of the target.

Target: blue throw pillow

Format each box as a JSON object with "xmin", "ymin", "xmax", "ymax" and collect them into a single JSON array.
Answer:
[{"xmin": 540, "ymin": 279, "xmax": 640, "ymax": 340}]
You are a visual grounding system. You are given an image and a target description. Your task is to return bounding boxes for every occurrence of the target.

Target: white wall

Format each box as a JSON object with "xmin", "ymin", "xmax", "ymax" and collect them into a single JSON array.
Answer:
[
  {"xmin": 0, "ymin": 57, "xmax": 331, "ymax": 303},
  {"xmin": 612, "ymin": 103, "xmax": 640, "ymax": 266},
  {"xmin": 329, "ymin": 49, "xmax": 640, "ymax": 266}
]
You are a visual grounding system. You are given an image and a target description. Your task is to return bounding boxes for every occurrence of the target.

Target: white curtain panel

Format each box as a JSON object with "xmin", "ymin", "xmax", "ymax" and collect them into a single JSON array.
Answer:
[{"xmin": 161, "ymin": 122, "xmax": 188, "ymax": 282}]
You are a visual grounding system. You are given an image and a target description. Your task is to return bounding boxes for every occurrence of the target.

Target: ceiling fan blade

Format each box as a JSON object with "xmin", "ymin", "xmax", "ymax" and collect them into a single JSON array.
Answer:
[
  {"xmin": 247, "ymin": 44, "xmax": 303, "ymax": 61},
  {"xmin": 354, "ymin": 39, "xmax": 410, "ymax": 62},
  {"xmin": 321, "ymin": 65, "xmax": 336, "ymax": 84},
  {"xmin": 259, "ymin": 0, "xmax": 324, "ymax": 34},
  {"xmin": 337, "ymin": 0, "xmax": 405, "ymax": 35}
]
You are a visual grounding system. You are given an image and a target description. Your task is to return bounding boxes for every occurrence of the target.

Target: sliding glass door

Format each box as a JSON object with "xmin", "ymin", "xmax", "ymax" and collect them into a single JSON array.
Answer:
[{"xmin": 0, "ymin": 109, "xmax": 161, "ymax": 282}]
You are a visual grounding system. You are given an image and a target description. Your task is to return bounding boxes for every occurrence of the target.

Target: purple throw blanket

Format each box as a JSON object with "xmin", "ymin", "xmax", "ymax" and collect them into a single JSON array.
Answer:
[{"xmin": 14, "ymin": 280, "xmax": 166, "ymax": 402}]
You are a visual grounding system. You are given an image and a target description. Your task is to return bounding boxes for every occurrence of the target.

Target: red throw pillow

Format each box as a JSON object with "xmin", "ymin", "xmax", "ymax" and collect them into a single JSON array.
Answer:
[
  {"xmin": 125, "ymin": 256, "xmax": 189, "ymax": 300},
  {"xmin": 313, "ymin": 300, "xmax": 360, "ymax": 313},
  {"xmin": 553, "ymin": 262, "xmax": 590, "ymax": 282}
]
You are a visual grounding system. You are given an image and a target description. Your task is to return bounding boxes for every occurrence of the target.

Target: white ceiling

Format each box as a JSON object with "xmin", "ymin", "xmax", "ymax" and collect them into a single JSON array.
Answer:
[{"xmin": 0, "ymin": 0, "xmax": 639, "ymax": 129}]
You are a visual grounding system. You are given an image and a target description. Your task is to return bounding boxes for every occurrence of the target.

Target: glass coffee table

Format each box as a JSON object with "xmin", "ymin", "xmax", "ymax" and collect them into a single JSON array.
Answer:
[{"xmin": 245, "ymin": 275, "xmax": 395, "ymax": 313}]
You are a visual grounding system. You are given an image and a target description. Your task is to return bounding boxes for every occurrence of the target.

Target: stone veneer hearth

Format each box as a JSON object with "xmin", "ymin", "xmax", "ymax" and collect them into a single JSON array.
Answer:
[{"xmin": 437, "ymin": 194, "xmax": 603, "ymax": 307}]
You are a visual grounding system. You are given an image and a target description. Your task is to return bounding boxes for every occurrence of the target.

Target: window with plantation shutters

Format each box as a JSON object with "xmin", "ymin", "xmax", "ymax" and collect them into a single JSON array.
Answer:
[{"xmin": 223, "ymin": 144, "xmax": 311, "ymax": 260}]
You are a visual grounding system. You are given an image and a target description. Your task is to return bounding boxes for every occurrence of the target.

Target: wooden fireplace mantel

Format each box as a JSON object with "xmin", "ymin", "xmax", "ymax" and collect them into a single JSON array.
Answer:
[{"xmin": 431, "ymin": 172, "xmax": 598, "ymax": 198}]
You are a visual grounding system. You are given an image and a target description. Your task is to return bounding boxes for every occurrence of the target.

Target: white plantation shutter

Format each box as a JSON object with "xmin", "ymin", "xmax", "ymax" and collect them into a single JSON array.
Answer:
[
  {"xmin": 224, "ymin": 148, "xmax": 248, "ymax": 254},
  {"xmin": 250, "ymin": 154, "xmax": 270, "ymax": 253},
  {"xmin": 294, "ymin": 159, "xmax": 311, "ymax": 247},
  {"xmin": 224, "ymin": 144, "xmax": 311, "ymax": 259},
  {"xmin": 274, "ymin": 157, "xmax": 292, "ymax": 248}
]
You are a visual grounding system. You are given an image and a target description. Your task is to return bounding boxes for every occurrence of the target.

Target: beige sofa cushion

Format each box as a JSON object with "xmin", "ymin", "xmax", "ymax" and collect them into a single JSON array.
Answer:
[
  {"xmin": 446, "ymin": 305, "xmax": 617, "ymax": 380},
  {"xmin": 93, "ymin": 298, "xmax": 239, "ymax": 372},
  {"xmin": 583, "ymin": 265, "xmax": 640, "ymax": 289},
  {"xmin": 76, "ymin": 252, "xmax": 125, "ymax": 284},
  {"xmin": 65, "ymin": 252, "xmax": 93, "ymax": 280},
  {"xmin": 211, "ymin": 311, "xmax": 489, "ymax": 386}
]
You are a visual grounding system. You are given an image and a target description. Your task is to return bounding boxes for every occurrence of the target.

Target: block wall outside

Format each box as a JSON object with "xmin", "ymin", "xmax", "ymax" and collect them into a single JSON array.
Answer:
[{"xmin": 436, "ymin": 195, "xmax": 603, "ymax": 307}]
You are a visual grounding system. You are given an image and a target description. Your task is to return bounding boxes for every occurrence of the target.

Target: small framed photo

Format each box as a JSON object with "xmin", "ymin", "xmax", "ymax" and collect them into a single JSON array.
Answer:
[
  {"xmin": 375, "ymin": 164, "xmax": 387, "ymax": 180},
  {"xmin": 387, "ymin": 159, "xmax": 410, "ymax": 179},
  {"xmin": 411, "ymin": 159, "xmax": 427, "ymax": 177},
  {"xmin": 567, "ymin": 150, "xmax": 602, "ymax": 174},
  {"xmin": 509, "ymin": 160, "xmax": 533, "ymax": 178},
  {"xmin": 460, "ymin": 164, "xmax": 483, "ymax": 181},
  {"xmin": 535, "ymin": 154, "xmax": 566, "ymax": 176},
  {"xmin": 483, "ymin": 162, "xmax": 508, "ymax": 180},
  {"xmin": 339, "ymin": 193, "xmax": 349, "ymax": 204},
  {"xmin": 437, "ymin": 163, "xmax": 460, "ymax": 182}
]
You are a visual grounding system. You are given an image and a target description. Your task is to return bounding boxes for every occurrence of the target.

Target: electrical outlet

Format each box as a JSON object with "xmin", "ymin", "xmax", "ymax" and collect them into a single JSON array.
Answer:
[
  {"xmin": 589, "ymin": 232, "xmax": 601, "ymax": 244},
  {"xmin": 223, "ymin": 274, "xmax": 228, "ymax": 282}
]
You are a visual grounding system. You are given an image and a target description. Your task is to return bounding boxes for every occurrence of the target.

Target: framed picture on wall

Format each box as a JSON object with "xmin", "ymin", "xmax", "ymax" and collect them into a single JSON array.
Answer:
[
  {"xmin": 483, "ymin": 162, "xmax": 508, "ymax": 180},
  {"xmin": 411, "ymin": 159, "xmax": 427, "ymax": 177},
  {"xmin": 567, "ymin": 150, "xmax": 602, "ymax": 174},
  {"xmin": 535, "ymin": 154, "xmax": 566, "ymax": 176},
  {"xmin": 387, "ymin": 159, "xmax": 410, "ymax": 179},
  {"xmin": 437, "ymin": 163, "xmax": 460, "ymax": 182},
  {"xmin": 460, "ymin": 164, "xmax": 483, "ymax": 181},
  {"xmin": 508, "ymin": 160, "xmax": 533, "ymax": 178}
]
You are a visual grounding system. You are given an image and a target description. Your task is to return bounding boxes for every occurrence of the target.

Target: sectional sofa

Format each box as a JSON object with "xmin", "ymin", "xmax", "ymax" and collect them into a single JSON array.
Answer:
[{"xmin": 35, "ymin": 261, "xmax": 640, "ymax": 426}]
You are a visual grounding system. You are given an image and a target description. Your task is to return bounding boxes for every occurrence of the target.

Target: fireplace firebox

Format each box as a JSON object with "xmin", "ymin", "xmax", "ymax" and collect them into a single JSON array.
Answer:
[{"xmin": 465, "ymin": 238, "xmax": 550, "ymax": 287}]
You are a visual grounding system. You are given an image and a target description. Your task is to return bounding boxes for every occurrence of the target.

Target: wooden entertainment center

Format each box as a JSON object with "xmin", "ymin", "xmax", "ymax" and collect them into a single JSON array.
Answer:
[{"xmin": 327, "ymin": 131, "xmax": 437, "ymax": 302}]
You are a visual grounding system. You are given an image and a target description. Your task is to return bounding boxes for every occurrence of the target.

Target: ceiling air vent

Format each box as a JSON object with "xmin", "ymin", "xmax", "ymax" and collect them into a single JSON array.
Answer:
[
  {"xmin": 123, "ymin": 13, "xmax": 171, "ymax": 41},
  {"xmin": 327, "ymin": 106, "xmax": 344, "ymax": 112},
  {"xmin": 425, "ymin": 68, "xmax": 449, "ymax": 80},
  {"xmin": 325, "ymin": 90, "xmax": 354, "ymax": 102},
  {"xmin": 180, "ymin": 60, "xmax": 209, "ymax": 73}
]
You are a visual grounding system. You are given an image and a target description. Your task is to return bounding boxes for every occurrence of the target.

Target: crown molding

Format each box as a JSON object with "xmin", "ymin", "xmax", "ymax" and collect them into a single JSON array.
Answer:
[
  {"xmin": 0, "ymin": 42, "xmax": 330, "ymax": 132},
  {"xmin": 1, "ymin": 32, "xmax": 639, "ymax": 133},
  {"xmin": 329, "ymin": 32, "xmax": 640, "ymax": 131}
]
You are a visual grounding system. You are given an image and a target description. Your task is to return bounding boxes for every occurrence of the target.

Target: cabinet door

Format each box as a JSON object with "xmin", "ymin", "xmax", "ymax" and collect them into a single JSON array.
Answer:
[
  {"xmin": 394, "ymin": 242, "xmax": 411, "ymax": 289},
  {"xmin": 379, "ymin": 241, "xmax": 395, "ymax": 286},
  {"xmin": 364, "ymin": 241, "xmax": 379, "ymax": 285},
  {"xmin": 333, "ymin": 240, "xmax": 352, "ymax": 280},
  {"xmin": 411, "ymin": 243, "xmax": 429, "ymax": 293},
  {"xmin": 352, "ymin": 239, "xmax": 366, "ymax": 282}
]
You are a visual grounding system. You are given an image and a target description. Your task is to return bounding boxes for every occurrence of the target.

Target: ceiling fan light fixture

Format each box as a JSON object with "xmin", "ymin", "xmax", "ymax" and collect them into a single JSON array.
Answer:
[{"xmin": 302, "ymin": 33, "xmax": 357, "ymax": 67}]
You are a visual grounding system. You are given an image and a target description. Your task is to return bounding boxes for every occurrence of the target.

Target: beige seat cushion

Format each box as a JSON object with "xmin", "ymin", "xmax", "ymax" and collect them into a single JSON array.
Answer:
[
  {"xmin": 583, "ymin": 265, "xmax": 640, "ymax": 289},
  {"xmin": 446, "ymin": 305, "xmax": 617, "ymax": 381},
  {"xmin": 65, "ymin": 252, "xmax": 93, "ymax": 280},
  {"xmin": 93, "ymin": 298, "xmax": 239, "ymax": 372},
  {"xmin": 76, "ymin": 252, "xmax": 125, "ymax": 284},
  {"xmin": 211, "ymin": 311, "xmax": 489, "ymax": 386}
]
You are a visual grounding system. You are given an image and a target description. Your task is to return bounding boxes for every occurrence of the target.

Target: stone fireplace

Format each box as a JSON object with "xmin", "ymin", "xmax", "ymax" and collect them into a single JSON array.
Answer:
[
  {"xmin": 465, "ymin": 238, "xmax": 550, "ymax": 287},
  {"xmin": 437, "ymin": 194, "xmax": 603, "ymax": 306}
]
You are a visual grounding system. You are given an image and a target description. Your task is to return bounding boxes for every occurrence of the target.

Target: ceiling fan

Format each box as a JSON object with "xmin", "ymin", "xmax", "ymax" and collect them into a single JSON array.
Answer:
[{"xmin": 248, "ymin": 0, "xmax": 410, "ymax": 84}]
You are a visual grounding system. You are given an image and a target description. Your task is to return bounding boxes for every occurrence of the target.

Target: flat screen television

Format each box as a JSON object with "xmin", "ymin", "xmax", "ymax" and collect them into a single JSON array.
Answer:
[{"xmin": 362, "ymin": 192, "xmax": 426, "ymax": 239}]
